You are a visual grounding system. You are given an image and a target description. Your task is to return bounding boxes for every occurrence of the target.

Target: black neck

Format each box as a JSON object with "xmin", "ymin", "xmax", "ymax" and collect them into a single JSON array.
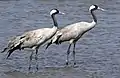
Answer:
[
  {"xmin": 51, "ymin": 15, "xmax": 58, "ymax": 27},
  {"xmin": 90, "ymin": 10, "xmax": 97, "ymax": 23}
]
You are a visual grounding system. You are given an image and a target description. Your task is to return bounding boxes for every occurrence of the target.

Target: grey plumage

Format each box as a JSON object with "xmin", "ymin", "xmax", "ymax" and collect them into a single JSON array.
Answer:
[
  {"xmin": 1, "ymin": 9, "xmax": 64, "ymax": 70},
  {"xmin": 45, "ymin": 5, "xmax": 105, "ymax": 65}
]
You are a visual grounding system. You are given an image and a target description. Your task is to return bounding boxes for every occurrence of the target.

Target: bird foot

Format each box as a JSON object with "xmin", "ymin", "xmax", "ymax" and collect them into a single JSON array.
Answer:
[
  {"xmin": 35, "ymin": 64, "xmax": 39, "ymax": 72},
  {"xmin": 28, "ymin": 66, "xmax": 31, "ymax": 71},
  {"xmin": 66, "ymin": 62, "xmax": 69, "ymax": 65},
  {"xmin": 74, "ymin": 62, "xmax": 76, "ymax": 65},
  {"xmin": 36, "ymin": 67, "xmax": 38, "ymax": 71}
]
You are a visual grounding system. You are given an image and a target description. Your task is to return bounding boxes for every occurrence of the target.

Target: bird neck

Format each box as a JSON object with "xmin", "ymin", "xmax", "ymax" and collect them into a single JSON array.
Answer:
[
  {"xmin": 90, "ymin": 10, "xmax": 97, "ymax": 23},
  {"xmin": 51, "ymin": 15, "xmax": 58, "ymax": 27}
]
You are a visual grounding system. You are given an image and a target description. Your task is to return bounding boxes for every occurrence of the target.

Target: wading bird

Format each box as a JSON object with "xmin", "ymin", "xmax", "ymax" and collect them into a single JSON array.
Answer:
[
  {"xmin": 45, "ymin": 5, "xmax": 105, "ymax": 65},
  {"xmin": 1, "ymin": 9, "xmax": 64, "ymax": 70}
]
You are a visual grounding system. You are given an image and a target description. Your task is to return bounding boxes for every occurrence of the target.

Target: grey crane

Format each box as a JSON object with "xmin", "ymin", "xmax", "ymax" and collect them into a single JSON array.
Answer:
[
  {"xmin": 45, "ymin": 5, "xmax": 105, "ymax": 65},
  {"xmin": 1, "ymin": 9, "xmax": 64, "ymax": 70}
]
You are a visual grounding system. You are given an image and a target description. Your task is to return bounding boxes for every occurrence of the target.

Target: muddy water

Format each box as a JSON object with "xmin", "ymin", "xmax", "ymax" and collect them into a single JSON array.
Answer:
[{"xmin": 0, "ymin": 0, "xmax": 120, "ymax": 78}]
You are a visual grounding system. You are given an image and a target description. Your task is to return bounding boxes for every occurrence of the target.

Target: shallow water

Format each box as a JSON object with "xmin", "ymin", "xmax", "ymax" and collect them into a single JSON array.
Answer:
[{"xmin": 0, "ymin": 0, "xmax": 120, "ymax": 78}]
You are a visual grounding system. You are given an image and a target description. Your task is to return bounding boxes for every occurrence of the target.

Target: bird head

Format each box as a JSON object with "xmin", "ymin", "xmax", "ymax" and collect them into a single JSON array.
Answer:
[
  {"xmin": 89, "ymin": 4, "xmax": 106, "ymax": 12},
  {"xmin": 50, "ymin": 9, "xmax": 65, "ymax": 16}
]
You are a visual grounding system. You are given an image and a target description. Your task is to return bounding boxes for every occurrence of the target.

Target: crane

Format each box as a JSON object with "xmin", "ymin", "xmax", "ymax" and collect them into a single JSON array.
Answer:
[
  {"xmin": 1, "ymin": 9, "xmax": 65, "ymax": 70},
  {"xmin": 45, "ymin": 5, "xmax": 105, "ymax": 65}
]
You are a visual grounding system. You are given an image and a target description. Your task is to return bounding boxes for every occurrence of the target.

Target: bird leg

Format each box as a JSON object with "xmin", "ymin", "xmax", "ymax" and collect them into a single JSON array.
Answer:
[
  {"xmin": 28, "ymin": 51, "xmax": 33, "ymax": 71},
  {"xmin": 66, "ymin": 44, "xmax": 71, "ymax": 65},
  {"xmin": 73, "ymin": 43, "xmax": 76, "ymax": 65},
  {"xmin": 35, "ymin": 49, "xmax": 38, "ymax": 71}
]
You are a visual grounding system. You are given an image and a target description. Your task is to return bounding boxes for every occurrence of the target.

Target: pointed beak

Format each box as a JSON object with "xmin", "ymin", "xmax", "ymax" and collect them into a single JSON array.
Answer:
[
  {"xmin": 98, "ymin": 7, "xmax": 106, "ymax": 11},
  {"xmin": 59, "ymin": 11, "xmax": 65, "ymax": 15}
]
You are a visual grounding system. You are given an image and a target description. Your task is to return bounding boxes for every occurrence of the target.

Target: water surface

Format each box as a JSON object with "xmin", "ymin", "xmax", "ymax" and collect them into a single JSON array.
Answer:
[{"xmin": 0, "ymin": 0, "xmax": 120, "ymax": 78}]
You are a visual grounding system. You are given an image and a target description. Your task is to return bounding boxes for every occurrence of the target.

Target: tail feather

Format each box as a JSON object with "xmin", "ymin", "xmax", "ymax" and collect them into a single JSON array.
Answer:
[
  {"xmin": 53, "ymin": 33, "xmax": 62, "ymax": 45},
  {"xmin": 6, "ymin": 43, "xmax": 21, "ymax": 59},
  {"xmin": 54, "ymin": 38, "xmax": 59, "ymax": 44},
  {"xmin": 6, "ymin": 49, "xmax": 14, "ymax": 59},
  {"xmin": 45, "ymin": 40, "xmax": 52, "ymax": 50},
  {"xmin": 2, "ymin": 35, "xmax": 25, "ymax": 58},
  {"xmin": 1, "ymin": 46, "xmax": 15, "ymax": 59},
  {"xmin": 1, "ymin": 47, "xmax": 8, "ymax": 53},
  {"xmin": 1, "ymin": 43, "xmax": 21, "ymax": 58},
  {"xmin": 45, "ymin": 37, "xmax": 60, "ymax": 50},
  {"xmin": 45, "ymin": 33, "xmax": 62, "ymax": 50}
]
